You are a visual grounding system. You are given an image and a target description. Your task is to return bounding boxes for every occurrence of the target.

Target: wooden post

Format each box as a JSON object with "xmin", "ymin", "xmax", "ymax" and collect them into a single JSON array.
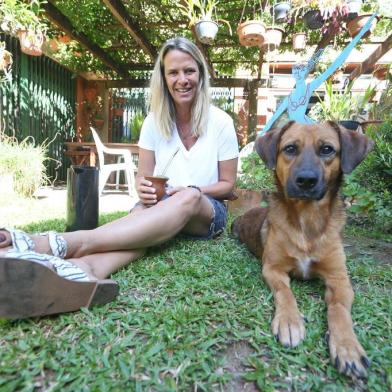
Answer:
[{"xmin": 247, "ymin": 80, "xmax": 258, "ymax": 141}]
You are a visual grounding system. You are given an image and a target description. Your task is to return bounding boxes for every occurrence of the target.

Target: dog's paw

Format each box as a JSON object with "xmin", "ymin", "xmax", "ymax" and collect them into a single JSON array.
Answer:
[
  {"xmin": 272, "ymin": 312, "xmax": 306, "ymax": 348},
  {"xmin": 327, "ymin": 330, "xmax": 370, "ymax": 379}
]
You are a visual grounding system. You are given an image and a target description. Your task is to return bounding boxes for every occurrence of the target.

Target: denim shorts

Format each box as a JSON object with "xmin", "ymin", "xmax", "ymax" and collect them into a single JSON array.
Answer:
[
  {"xmin": 183, "ymin": 195, "xmax": 227, "ymax": 240},
  {"xmin": 131, "ymin": 194, "xmax": 227, "ymax": 240}
]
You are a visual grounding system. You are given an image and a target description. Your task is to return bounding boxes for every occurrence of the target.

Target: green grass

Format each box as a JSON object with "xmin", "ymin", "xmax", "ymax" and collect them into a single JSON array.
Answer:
[{"xmin": 0, "ymin": 213, "xmax": 391, "ymax": 391}]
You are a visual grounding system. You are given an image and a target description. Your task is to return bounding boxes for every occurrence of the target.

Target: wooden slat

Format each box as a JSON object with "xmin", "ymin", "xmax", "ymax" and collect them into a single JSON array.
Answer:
[
  {"xmin": 44, "ymin": 1, "xmax": 130, "ymax": 78},
  {"xmin": 102, "ymin": 0, "xmax": 157, "ymax": 60},
  {"xmin": 348, "ymin": 33, "xmax": 392, "ymax": 80},
  {"xmin": 103, "ymin": 78, "xmax": 268, "ymax": 88}
]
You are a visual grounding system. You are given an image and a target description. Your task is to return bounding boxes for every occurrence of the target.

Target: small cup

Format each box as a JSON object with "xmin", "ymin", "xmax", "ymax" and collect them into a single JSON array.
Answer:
[{"xmin": 144, "ymin": 175, "xmax": 169, "ymax": 201}]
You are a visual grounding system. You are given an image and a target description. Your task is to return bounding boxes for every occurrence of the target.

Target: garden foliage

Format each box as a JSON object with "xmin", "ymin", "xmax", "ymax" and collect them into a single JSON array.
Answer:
[{"xmin": 0, "ymin": 132, "xmax": 48, "ymax": 197}]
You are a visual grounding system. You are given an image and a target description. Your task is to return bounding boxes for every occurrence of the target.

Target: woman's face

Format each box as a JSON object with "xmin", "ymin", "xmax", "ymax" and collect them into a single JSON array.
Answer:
[{"xmin": 163, "ymin": 49, "xmax": 200, "ymax": 110}]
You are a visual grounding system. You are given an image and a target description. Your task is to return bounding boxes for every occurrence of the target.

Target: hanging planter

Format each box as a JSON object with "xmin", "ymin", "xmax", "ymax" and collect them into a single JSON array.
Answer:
[
  {"xmin": 94, "ymin": 118, "xmax": 104, "ymax": 128},
  {"xmin": 113, "ymin": 108, "xmax": 124, "ymax": 117},
  {"xmin": 18, "ymin": 29, "xmax": 44, "ymax": 56},
  {"xmin": 84, "ymin": 86, "xmax": 98, "ymax": 102},
  {"xmin": 271, "ymin": 2, "xmax": 291, "ymax": 23},
  {"xmin": 237, "ymin": 20, "xmax": 266, "ymax": 47},
  {"xmin": 346, "ymin": 14, "xmax": 377, "ymax": 38},
  {"xmin": 292, "ymin": 32, "xmax": 307, "ymax": 51},
  {"xmin": 303, "ymin": 10, "xmax": 324, "ymax": 30},
  {"xmin": 57, "ymin": 34, "xmax": 71, "ymax": 44},
  {"xmin": 373, "ymin": 65, "xmax": 389, "ymax": 80},
  {"xmin": 195, "ymin": 20, "xmax": 219, "ymax": 45},
  {"xmin": 261, "ymin": 27, "xmax": 284, "ymax": 51}
]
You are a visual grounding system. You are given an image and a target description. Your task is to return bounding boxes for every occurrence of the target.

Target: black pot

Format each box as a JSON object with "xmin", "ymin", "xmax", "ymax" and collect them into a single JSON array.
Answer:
[
  {"xmin": 339, "ymin": 120, "xmax": 360, "ymax": 131},
  {"xmin": 303, "ymin": 10, "xmax": 324, "ymax": 30}
]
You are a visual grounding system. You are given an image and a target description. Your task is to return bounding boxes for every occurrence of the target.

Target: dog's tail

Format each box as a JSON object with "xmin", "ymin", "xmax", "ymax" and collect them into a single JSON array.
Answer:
[{"xmin": 231, "ymin": 207, "xmax": 267, "ymax": 258}]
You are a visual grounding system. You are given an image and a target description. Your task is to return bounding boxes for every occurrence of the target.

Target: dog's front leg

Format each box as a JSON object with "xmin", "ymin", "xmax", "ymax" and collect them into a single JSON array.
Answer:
[
  {"xmin": 324, "ymin": 271, "xmax": 370, "ymax": 379},
  {"xmin": 263, "ymin": 262, "xmax": 305, "ymax": 348}
]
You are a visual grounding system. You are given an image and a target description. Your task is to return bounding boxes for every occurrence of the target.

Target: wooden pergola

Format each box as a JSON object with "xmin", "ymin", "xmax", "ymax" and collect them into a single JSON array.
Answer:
[{"xmin": 42, "ymin": 0, "xmax": 392, "ymax": 135}]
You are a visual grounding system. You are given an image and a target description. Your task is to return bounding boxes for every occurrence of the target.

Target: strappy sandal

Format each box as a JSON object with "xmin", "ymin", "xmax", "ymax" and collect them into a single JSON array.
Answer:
[
  {"xmin": 0, "ymin": 252, "xmax": 119, "ymax": 319},
  {"xmin": 0, "ymin": 228, "xmax": 67, "ymax": 257}
]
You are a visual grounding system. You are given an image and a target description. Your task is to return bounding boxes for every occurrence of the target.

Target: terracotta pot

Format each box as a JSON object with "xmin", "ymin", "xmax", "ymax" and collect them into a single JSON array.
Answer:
[
  {"xmin": 195, "ymin": 20, "xmax": 219, "ymax": 45},
  {"xmin": 94, "ymin": 118, "xmax": 104, "ymax": 127},
  {"xmin": 292, "ymin": 32, "xmax": 307, "ymax": 51},
  {"xmin": 373, "ymin": 65, "xmax": 389, "ymax": 80},
  {"xmin": 18, "ymin": 29, "xmax": 44, "ymax": 56},
  {"xmin": 144, "ymin": 175, "xmax": 169, "ymax": 201},
  {"xmin": 113, "ymin": 108, "xmax": 124, "ymax": 116},
  {"xmin": 237, "ymin": 20, "xmax": 266, "ymax": 47},
  {"xmin": 303, "ymin": 10, "xmax": 324, "ymax": 30},
  {"xmin": 346, "ymin": 14, "xmax": 377, "ymax": 38},
  {"xmin": 271, "ymin": 2, "xmax": 291, "ymax": 23},
  {"xmin": 57, "ymin": 34, "xmax": 71, "ymax": 44},
  {"xmin": 262, "ymin": 27, "xmax": 284, "ymax": 51},
  {"xmin": 84, "ymin": 86, "xmax": 98, "ymax": 102}
]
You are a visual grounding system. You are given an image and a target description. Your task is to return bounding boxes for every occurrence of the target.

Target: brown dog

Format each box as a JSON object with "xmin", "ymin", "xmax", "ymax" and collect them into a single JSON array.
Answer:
[{"xmin": 232, "ymin": 121, "xmax": 374, "ymax": 379}]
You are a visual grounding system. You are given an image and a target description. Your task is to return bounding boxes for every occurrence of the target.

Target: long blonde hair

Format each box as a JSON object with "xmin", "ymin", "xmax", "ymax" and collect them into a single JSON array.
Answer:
[{"xmin": 149, "ymin": 37, "xmax": 210, "ymax": 139}]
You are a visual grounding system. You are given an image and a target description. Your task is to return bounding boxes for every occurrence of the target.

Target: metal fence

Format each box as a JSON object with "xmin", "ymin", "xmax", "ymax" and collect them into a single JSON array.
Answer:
[
  {"xmin": 0, "ymin": 33, "xmax": 76, "ymax": 182},
  {"xmin": 110, "ymin": 87, "xmax": 235, "ymax": 143}
]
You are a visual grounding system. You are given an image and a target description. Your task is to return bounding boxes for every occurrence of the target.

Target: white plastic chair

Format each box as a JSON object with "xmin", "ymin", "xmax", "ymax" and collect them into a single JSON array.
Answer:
[{"xmin": 90, "ymin": 127, "xmax": 137, "ymax": 197}]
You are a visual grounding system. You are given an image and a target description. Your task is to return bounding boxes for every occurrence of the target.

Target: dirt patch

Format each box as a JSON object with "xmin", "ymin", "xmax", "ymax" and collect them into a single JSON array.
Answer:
[
  {"xmin": 216, "ymin": 341, "xmax": 259, "ymax": 392},
  {"xmin": 343, "ymin": 234, "xmax": 391, "ymax": 265}
]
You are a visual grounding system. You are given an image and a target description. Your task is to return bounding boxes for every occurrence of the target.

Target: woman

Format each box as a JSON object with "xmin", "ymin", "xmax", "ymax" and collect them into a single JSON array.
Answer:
[{"xmin": 0, "ymin": 37, "xmax": 239, "ymax": 319}]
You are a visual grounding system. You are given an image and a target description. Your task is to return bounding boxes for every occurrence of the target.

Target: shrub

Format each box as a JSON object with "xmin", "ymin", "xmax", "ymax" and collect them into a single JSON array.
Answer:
[
  {"xmin": 343, "ymin": 118, "xmax": 392, "ymax": 232},
  {"xmin": 0, "ymin": 133, "xmax": 48, "ymax": 197},
  {"xmin": 236, "ymin": 151, "xmax": 275, "ymax": 190}
]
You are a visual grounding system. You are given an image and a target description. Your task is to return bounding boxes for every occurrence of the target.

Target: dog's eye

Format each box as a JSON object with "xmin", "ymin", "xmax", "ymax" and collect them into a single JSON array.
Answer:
[
  {"xmin": 320, "ymin": 145, "xmax": 335, "ymax": 156},
  {"xmin": 283, "ymin": 145, "xmax": 297, "ymax": 155}
]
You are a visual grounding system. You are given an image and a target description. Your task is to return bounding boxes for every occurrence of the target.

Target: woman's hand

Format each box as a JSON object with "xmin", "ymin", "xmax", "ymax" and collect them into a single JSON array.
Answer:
[
  {"xmin": 136, "ymin": 177, "xmax": 158, "ymax": 206},
  {"xmin": 166, "ymin": 186, "xmax": 186, "ymax": 196}
]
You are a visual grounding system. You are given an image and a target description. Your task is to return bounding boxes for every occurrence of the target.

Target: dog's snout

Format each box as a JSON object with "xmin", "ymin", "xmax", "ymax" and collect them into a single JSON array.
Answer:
[{"xmin": 296, "ymin": 171, "xmax": 318, "ymax": 190}]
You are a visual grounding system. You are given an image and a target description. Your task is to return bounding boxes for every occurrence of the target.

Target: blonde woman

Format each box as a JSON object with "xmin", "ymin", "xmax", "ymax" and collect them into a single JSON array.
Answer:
[{"xmin": 0, "ymin": 37, "xmax": 239, "ymax": 319}]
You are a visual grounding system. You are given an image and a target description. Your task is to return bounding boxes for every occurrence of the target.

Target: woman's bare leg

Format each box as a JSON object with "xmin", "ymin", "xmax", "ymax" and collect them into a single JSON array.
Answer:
[
  {"xmin": 0, "ymin": 188, "xmax": 214, "ymax": 258},
  {"xmin": 63, "ymin": 188, "xmax": 212, "ymax": 258},
  {"xmin": 70, "ymin": 248, "xmax": 146, "ymax": 280}
]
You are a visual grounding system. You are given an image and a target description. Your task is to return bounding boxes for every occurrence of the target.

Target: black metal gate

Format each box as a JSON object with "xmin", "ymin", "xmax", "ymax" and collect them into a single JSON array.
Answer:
[{"xmin": 0, "ymin": 33, "xmax": 76, "ymax": 182}]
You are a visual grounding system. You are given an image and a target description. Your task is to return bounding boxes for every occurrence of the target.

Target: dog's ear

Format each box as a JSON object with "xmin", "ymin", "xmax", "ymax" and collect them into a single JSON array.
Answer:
[
  {"xmin": 329, "ymin": 121, "xmax": 375, "ymax": 174},
  {"xmin": 255, "ymin": 122, "xmax": 294, "ymax": 169}
]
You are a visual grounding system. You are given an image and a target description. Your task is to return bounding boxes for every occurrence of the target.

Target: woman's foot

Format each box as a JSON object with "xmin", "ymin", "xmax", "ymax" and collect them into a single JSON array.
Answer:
[
  {"xmin": 0, "ymin": 256, "xmax": 119, "ymax": 319},
  {"xmin": 0, "ymin": 228, "xmax": 66, "ymax": 257}
]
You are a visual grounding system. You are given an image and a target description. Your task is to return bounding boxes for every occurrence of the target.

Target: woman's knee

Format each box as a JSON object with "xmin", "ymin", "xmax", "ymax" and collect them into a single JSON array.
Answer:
[{"xmin": 174, "ymin": 187, "xmax": 203, "ymax": 217}]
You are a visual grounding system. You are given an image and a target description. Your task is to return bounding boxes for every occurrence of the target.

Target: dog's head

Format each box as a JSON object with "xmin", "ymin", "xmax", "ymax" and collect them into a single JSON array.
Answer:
[{"xmin": 255, "ymin": 121, "xmax": 374, "ymax": 201}]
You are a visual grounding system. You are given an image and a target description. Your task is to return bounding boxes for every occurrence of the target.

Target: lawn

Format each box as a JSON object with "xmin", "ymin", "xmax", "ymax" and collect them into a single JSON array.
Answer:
[{"xmin": 0, "ymin": 209, "xmax": 391, "ymax": 391}]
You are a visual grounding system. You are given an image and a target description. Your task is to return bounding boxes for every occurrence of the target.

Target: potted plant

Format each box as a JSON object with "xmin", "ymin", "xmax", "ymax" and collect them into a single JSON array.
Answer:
[
  {"xmin": 260, "ymin": 11, "xmax": 284, "ymax": 51},
  {"xmin": 179, "ymin": 0, "xmax": 231, "ymax": 45},
  {"xmin": 0, "ymin": 0, "xmax": 47, "ymax": 55},
  {"xmin": 308, "ymin": 80, "xmax": 376, "ymax": 130},
  {"xmin": 18, "ymin": 28, "xmax": 45, "ymax": 56}
]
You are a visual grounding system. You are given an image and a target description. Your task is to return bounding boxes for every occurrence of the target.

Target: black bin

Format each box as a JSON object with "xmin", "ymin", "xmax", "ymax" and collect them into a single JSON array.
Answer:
[{"xmin": 66, "ymin": 165, "xmax": 99, "ymax": 232}]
